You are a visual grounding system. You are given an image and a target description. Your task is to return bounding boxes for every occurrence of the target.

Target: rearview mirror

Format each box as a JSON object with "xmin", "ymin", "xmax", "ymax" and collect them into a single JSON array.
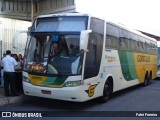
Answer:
[{"xmin": 80, "ymin": 30, "xmax": 92, "ymax": 52}]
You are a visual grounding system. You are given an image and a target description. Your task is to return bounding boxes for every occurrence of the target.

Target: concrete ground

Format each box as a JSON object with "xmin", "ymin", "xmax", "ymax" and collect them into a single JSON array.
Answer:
[
  {"xmin": 0, "ymin": 87, "xmax": 24, "ymax": 106},
  {"xmin": 1, "ymin": 80, "xmax": 160, "ymax": 120},
  {"xmin": 0, "ymin": 87, "xmax": 5, "ymax": 97}
]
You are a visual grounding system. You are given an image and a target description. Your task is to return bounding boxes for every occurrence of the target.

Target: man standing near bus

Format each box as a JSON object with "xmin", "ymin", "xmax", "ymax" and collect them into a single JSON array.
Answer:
[
  {"xmin": 0, "ymin": 52, "xmax": 6, "ymax": 88},
  {"xmin": 1, "ymin": 50, "xmax": 17, "ymax": 96}
]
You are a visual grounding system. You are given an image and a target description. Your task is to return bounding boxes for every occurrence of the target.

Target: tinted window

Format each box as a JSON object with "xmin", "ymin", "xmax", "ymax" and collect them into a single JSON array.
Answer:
[
  {"xmin": 105, "ymin": 23, "xmax": 119, "ymax": 49},
  {"xmin": 84, "ymin": 18, "xmax": 104, "ymax": 79}
]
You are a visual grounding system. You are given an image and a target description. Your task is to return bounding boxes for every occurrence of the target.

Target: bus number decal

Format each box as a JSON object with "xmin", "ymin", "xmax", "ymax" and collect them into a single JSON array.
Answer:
[{"xmin": 85, "ymin": 84, "xmax": 98, "ymax": 97}]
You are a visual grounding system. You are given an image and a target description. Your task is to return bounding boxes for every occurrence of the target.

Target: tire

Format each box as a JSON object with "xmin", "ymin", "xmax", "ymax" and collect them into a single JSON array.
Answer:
[
  {"xmin": 147, "ymin": 72, "xmax": 152, "ymax": 85},
  {"xmin": 99, "ymin": 80, "xmax": 111, "ymax": 103},
  {"xmin": 143, "ymin": 73, "xmax": 148, "ymax": 87}
]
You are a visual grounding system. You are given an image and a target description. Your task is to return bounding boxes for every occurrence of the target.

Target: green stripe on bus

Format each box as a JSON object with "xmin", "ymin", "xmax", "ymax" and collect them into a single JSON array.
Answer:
[
  {"xmin": 126, "ymin": 52, "xmax": 138, "ymax": 80},
  {"xmin": 118, "ymin": 51, "xmax": 138, "ymax": 81},
  {"xmin": 43, "ymin": 77, "xmax": 67, "ymax": 85}
]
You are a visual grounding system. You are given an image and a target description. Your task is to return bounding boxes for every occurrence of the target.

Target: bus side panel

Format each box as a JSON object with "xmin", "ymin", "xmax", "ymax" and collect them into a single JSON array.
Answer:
[
  {"xmin": 118, "ymin": 51, "xmax": 138, "ymax": 81},
  {"xmin": 100, "ymin": 50, "xmax": 139, "ymax": 92},
  {"xmin": 134, "ymin": 53, "xmax": 157, "ymax": 83},
  {"xmin": 101, "ymin": 50, "xmax": 124, "ymax": 92}
]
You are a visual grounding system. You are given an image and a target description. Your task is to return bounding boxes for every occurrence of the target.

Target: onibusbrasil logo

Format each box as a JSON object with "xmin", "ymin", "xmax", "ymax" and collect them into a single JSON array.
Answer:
[{"xmin": 1, "ymin": 112, "xmax": 42, "ymax": 117}]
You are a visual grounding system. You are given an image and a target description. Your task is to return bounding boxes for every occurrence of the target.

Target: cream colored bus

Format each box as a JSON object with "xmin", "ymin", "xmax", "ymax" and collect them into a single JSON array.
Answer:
[
  {"xmin": 157, "ymin": 41, "xmax": 160, "ymax": 77},
  {"xmin": 21, "ymin": 13, "xmax": 157, "ymax": 102}
]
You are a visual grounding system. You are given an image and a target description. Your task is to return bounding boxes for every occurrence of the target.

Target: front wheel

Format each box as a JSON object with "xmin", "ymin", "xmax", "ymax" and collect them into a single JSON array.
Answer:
[{"xmin": 99, "ymin": 80, "xmax": 111, "ymax": 103}]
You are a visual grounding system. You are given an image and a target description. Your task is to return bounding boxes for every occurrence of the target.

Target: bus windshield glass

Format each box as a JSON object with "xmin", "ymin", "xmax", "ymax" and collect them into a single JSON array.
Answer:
[{"xmin": 24, "ymin": 34, "xmax": 83, "ymax": 76}]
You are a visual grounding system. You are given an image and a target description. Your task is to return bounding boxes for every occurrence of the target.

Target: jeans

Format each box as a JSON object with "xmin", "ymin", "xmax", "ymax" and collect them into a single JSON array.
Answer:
[{"xmin": 1, "ymin": 69, "xmax": 4, "ymax": 87}]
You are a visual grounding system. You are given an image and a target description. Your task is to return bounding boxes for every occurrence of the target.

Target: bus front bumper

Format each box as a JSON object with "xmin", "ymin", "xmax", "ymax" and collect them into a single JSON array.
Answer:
[{"xmin": 23, "ymin": 81, "xmax": 88, "ymax": 102}]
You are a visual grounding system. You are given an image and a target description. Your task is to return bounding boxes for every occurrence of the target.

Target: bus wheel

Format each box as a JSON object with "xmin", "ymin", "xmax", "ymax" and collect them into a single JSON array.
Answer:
[
  {"xmin": 143, "ymin": 73, "xmax": 148, "ymax": 87},
  {"xmin": 99, "ymin": 80, "xmax": 111, "ymax": 103},
  {"xmin": 147, "ymin": 72, "xmax": 152, "ymax": 85}
]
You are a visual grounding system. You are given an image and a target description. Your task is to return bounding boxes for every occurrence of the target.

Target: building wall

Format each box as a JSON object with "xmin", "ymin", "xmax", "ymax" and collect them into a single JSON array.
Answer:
[
  {"xmin": 0, "ymin": 0, "xmax": 75, "ymax": 21},
  {"xmin": 0, "ymin": 18, "xmax": 31, "ymax": 58},
  {"xmin": 0, "ymin": 0, "xmax": 31, "ymax": 21},
  {"xmin": 34, "ymin": 0, "xmax": 75, "ymax": 15}
]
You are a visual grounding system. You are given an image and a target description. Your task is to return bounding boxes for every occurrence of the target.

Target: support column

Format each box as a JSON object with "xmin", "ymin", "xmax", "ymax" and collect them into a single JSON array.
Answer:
[{"xmin": 31, "ymin": 0, "xmax": 34, "ymax": 22}]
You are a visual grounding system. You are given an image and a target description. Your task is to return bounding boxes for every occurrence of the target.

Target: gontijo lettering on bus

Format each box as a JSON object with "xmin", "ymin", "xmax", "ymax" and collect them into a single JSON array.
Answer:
[{"xmin": 137, "ymin": 55, "xmax": 150, "ymax": 62}]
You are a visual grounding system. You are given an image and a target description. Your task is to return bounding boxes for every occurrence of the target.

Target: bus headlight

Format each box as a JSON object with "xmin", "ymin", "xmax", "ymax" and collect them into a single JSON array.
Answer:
[
  {"xmin": 23, "ymin": 76, "xmax": 30, "ymax": 83},
  {"xmin": 64, "ymin": 80, "xmax": 82, "ymax": 87}
]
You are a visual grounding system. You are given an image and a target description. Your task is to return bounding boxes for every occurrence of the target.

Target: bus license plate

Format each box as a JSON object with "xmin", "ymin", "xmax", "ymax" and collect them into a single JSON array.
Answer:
[{"xmin": 41, "ymin": 90, "xmax": 51, "ymax": 95}]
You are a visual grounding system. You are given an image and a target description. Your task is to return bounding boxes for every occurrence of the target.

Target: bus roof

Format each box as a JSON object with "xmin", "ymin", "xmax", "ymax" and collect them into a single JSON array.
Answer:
[
  {"xmin": 37, "ymin": 13, "xmax": 89, "ymax": 18},
  {"xmin": 36, "ymin": 13, "xmax": 157, "ymax": 44}
]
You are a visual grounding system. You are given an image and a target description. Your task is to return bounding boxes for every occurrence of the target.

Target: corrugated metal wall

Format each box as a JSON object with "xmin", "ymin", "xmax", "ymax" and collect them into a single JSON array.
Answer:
[
  {"xmin": 0, "ymin": 0, "xmax": 31, "ymax": 21},
  {"xmin": 0, "ymin": 0, "xmax": 75, "ymax": 21},
  {"xmin": 0, "ymin": 18, "xmax": 31, "ymax": 57},
  {"xmin": 34, "ymin": 0, "xmax": 75, "ymax": 16}
]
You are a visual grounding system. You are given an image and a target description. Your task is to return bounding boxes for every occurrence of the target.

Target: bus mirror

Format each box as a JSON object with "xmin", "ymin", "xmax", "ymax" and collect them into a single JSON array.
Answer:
[
  {"xmin": 80, "ymin": 30, "xmax": 92, "ymax": 52},
  {"xmin": 13, "ymin": 30, "xmax": 28, "ymax": 49}
]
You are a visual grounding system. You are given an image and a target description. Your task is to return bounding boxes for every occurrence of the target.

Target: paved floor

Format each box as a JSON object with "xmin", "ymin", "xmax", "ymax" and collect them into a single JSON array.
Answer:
[
  {"xmin": 1, "ymin": 80, "xmax": 160, "ymax": 119},
  {"xmin": 0, "ymin": 87, "xmax": 25, "ymax": 106},
  {"xmin": 0, "ymin": 87, "xmax": 5, "ymax": 97}
]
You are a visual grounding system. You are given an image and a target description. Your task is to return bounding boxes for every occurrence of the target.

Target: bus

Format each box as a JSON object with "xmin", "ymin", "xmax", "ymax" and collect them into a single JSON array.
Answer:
[
  {"xmin": 157, "ymin": 41, "xmax": 160, "ymax": 77},
  {"xmin": 21, "ymin": 13, "xmax": 157, "ymax": 102}
]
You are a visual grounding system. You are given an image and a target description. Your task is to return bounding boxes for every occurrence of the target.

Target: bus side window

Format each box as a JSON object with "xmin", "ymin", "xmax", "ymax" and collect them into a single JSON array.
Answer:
[
  {"xmin": 112, "ymin": 37, "xmax": 119, "ymax": 49},
  {"xmin": 146, "ymin": 43, "xmax": 150, "ymax": 54},
  {"xmin": 138, "ymin": 41, "xmax": 143, "ymax": 53},
  {"xmin": 84, "ymin": 17, "xmax": 104, "ymax": 79},
  {"xmin": 154, "ymin": 45, "xmax": 158, "ymax": 55},
  {"xmin": 131, "ymin": 40, "xmax": 134, "ymax": 51},
  {"xmin": 143, "ymin": 42, "xmax": 147, "ymax": 53},
  {"xmin": 105, "ymin": 35, "xmax": 112, "ymax": 49},
  {"xmin": 84, "ymin": 33, "xmax": 97, "ymax": 79},
  {"xmin": 148, "ymin": 44, "xmax": 151, "ymax": 54},
  {"xmin": 119, "ymin": 38, "xmax": 127, "ymax": 50},
  {"xmin": 84, "ymin": 32, "xmax": 104, "ymax": 79},
  {"xmin": 86, "ymin": 44, "xmax": 96, "ymax": 66},
  {"xmin": 131, "ymin": 40, "xmax": 136, "ymax": 52},
  {"xmin": 106, "ymin": 23, "xmax": 119, "ymax": 50},
  {"xmin": 126, "ymin": 39, "xmax": 130, "ymax": 51}
]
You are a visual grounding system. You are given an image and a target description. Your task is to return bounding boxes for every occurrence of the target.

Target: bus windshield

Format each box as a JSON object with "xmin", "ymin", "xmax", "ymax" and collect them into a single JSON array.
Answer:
[{"xmin": 24, "ymin": 34, "xmax": 83, "ymax": 76}]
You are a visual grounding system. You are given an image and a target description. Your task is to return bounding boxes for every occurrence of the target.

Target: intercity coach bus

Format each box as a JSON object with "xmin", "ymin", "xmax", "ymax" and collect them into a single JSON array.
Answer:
[
  {"xmin": 157, "ymin": 41, "xmax": 160, "ymax": 77},
  {"xmin": 20, "ymin": 13, "xmax": 157, "ymax": 102}
]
